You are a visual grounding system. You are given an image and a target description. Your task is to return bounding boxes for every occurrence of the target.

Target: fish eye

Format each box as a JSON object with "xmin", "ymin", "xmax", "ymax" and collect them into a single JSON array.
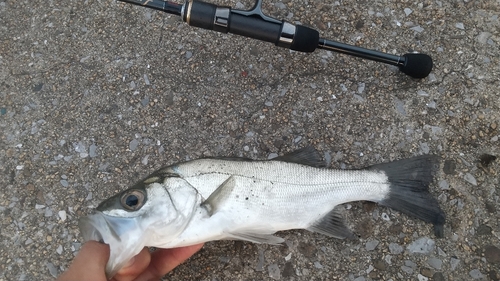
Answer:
[{"xmin": 120, "ymin": 189, "xmax": 145, "ymax": 211}]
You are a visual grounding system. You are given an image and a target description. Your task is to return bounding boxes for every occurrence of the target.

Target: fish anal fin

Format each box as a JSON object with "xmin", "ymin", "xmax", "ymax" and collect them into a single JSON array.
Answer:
[
  {"xmin": 274, "ymin": 146, "xmax": 325, "ymax": 167},
  {"xmin": 307, "ymin": 208, "xmax": 357, "ymax": 240},
  {"xmin": 226, "ymin": 232, "xmax": 285, "ymax": 245},
  {"xmin": 202, "ymin": 176, "xmax": 235, "ymax": 216}
]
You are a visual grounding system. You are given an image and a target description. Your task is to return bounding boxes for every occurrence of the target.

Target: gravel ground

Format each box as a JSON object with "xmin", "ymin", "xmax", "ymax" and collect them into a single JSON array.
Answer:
[{"xmin": 1, "ymin": 0, "xmax": 499, "ymax": 280}]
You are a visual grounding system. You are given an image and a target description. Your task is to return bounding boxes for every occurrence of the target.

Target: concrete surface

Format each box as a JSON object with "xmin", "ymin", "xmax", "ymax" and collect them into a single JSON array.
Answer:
[{"xmin": 1, "ymin": 0, "xmax": 499, "ymax": 280}]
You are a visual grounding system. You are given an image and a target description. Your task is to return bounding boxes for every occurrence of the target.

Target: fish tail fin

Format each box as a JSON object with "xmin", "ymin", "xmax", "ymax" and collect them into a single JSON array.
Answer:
[{"xmin": 368, "ymin": 155, "xmax": 446, "ymax": 237}]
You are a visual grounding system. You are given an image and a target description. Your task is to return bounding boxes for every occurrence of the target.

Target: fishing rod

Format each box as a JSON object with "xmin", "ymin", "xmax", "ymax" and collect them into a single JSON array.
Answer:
[{"xmin": 117, "ymin": 0, "xmax": 433, "ymax": 78}]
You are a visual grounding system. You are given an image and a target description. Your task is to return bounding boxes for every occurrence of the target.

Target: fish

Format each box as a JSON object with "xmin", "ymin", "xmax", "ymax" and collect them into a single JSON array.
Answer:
[{"xmin": 79, "ymin": 147, "xmax": 445, "ymax": 278}]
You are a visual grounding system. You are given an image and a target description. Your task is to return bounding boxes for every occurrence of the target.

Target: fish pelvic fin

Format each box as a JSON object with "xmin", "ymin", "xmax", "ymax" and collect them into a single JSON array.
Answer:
[
  {"xmin": 368, "ymin": 155, "xmax": 446, "ymax": 237},
  {"xmin": 226, "ymin": 232, "xmax": 285, "ymax": 245},
  {"xmin": 273, "ymin": 146, "xmax": 325, "ymax": 167},
  {"xmin": 307, "ymin": 208, "xmax": 357, "ymax": 240},
  {"xmin": 201, "ymin": 176, "xmax": 236, "ymax": 216}
]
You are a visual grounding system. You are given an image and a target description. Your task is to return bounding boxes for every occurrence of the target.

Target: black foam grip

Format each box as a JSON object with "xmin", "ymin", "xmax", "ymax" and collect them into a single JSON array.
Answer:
[
  {"xmin": 399, "ymin": 53, "xmax": 433, "ymax": 79},
  {"xmin": 290, "ymin": 25, "xmax": 319, "ymax": 53},
  {"xmin": 229, "ymin": 13, "xmax": 282, "ymax": 44}
]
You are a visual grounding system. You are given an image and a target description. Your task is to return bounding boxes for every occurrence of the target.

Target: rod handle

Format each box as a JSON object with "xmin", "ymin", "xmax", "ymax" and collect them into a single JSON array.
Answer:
[{"xmin": 184, "ymin": 0, "xmax": 318, "ymax": 52}]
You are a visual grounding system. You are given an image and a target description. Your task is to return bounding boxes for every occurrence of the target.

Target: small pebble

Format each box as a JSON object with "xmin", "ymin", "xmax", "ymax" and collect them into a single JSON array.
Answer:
[
  {"xmin": 142, "ymin": 155, "xmax": 149, "ymax": 165},
  {"xmin": 58, "ymin": 210, "xmax": 67, "ymax": 222},
  {"xmin": 477, "ymin": 32, "xmax": 492, "ymax": 44},
  {"xmin": 89, "ymin": 144, "xmax": 98, "ymax": 158},
  {"xmin": 417, "ymin": 90, "xmax": 429, "ymax": 96},
  {"xmin": 438, "ymin": 180, "xmax": 449, "ymax": 190},
  {"xmin": 427, "ymin": 257, "xmax": 442, "ymax": 269},
  {"xmin": 485, "ymin": 245, "xmax": 500, "ymax": 264},
  {"xmin": 401, "ymin": 265, "xmax": 413, "ymax": 274},
  {"xmin": 324, "ymin": 152, "xmax": 331, "ymax": 167},
  {"xmin": 450, "ymin": 257, "xmax": 460, "ymax": 270},
  {"xmin": 274, "ymin": 2, "xmax": 286, "ymax": 9},
  {"xmin": 477, "ymin": 224, "xmax": 492, "ymax": 236},
  {"xmin": 426, "ymin": 101, "xmax": 436, "ymax": 109},
  {"xmin": 381, "ymin": 212, "xmax": 390, "ymax": 221},
  {"xmin": 443, "ymin": 160, "xmax": 456, "ymax": 174},
  {"xmin": 44, "ymin": 208, "xmax": 53, "ymax": 217},
  {"xmin": 56, "ymin": 245, "xmax": 63, "ymax": 255},
  {"xmin": 469, "ymin": 269, "xmax": 484, "ymax": 279},
  {"xmin": 420, "ymin": 142, "xmax": 430, "ymax": 154},
  {"xmin": 357, "ymin": 82, "xmax": 365, "ymax": 93},
  {"xmin": 410, "ymin": 26, "xmax": 424, "ymax": 33},
  {"xmin": 433, "ymin": 272, "xmax": 445, "ymax": 281},
  {"xmin": 389, "ymin": 243, "xmax": 404, "ymax": 254},
  {"xmin": 268, "ymin": 263, "xmax": 281, "ymax": 279},
  {"xmin": 394, "ymin": 99, "xmax": 406, "ymax": 116},
  {"xmin": 455, "ymin": 23, "xmax": 465, "ymax": 29},
  {"xmin": 35, "ymin": 204, "xmax": 45, "ymax": 209},
  {"xmin": 267, "ymin": 153, "xmax": 278, "ymax": 159},
  {"xmin": 46, "ymin": 262, "xmax": 58, "ymax": 278},
  {"xmin": 407, "ymin": 237, "xmax": 435, "ymax": 254},
  {"xmin": 366, "ymin": 240, "xmax": 379, "ymax": 251},
  {"xmin": 417, "ymin": 274, "xmax": 428, "ymax": 281},
  {"xmin": 464, "ymin": 173, "xmax": 477, "ymax": 186},
  {"xmin": 129, "ymin": 139, "xmax": 139, "ymax": 151}
]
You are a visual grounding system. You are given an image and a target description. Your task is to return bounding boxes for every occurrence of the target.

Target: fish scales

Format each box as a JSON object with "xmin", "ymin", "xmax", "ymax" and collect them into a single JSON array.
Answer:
[{"xmin": 168, "ymin": 159, "xmax": 390, "ymax": 204}]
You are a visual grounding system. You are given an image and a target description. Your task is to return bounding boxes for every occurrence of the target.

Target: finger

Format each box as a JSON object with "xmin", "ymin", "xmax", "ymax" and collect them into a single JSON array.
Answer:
[
  {"xmin": 112, "ymin": 247, "xmax": 151, "ymax": 281},
  {"xmin": 135, "ymin": 243, "xmax": 204, "ymax": 281},
  {"xmin": 56, "ymin": 241, "xmax": 110, "ymax": 281}
]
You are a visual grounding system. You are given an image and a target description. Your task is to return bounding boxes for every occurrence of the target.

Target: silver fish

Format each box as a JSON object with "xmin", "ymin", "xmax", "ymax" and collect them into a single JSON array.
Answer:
[{"xmin": 79, "ymin": 147, "xmax": 445, "ymax": 277}]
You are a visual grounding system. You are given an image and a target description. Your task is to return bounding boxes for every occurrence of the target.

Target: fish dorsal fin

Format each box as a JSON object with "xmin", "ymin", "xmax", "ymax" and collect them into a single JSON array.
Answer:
[
  {"xmin": 273, "ymin": 146, "xmax": 325, "ymax": 167},
  {"xmin": 226, "ymin": 232, "xmax": 285, "ymax": 245},
  {"xmin": 208, "ymin": 156, "xmax": 253, "ymax": 162},
  {"xmin": 201, "ymin": 176, "xmax": 235, "ymax": 216},
  {"xmin": 307, "ymin": 208, "xmax": 357, "ymax": 239}
]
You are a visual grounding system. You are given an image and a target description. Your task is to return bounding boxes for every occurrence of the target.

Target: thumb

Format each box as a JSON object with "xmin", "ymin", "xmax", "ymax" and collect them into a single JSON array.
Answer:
[{"xmin": 57, "ymin": 241, "xmax": 110, "ymax": 281}]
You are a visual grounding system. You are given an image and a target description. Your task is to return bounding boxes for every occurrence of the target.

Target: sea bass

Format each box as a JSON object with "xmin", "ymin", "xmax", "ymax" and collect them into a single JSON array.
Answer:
[{"xmin": 79, "ymin": 147, "xmax": 445, "ymax": 277}]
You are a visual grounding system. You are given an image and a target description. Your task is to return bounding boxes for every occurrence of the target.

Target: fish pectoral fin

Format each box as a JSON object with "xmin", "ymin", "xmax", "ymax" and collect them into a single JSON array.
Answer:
[
  {"xmin": 307, "ymin": 208, "xmax": 358, "ymax": 240},
  {"xmin": 226, "ymin": 232, "xmax": 285, "ymax": 245},
  {"xmin": 273, "ymin": 146, "xmax": 325, "ymax": 167},
  {"xmin": 201, "ymin": 176, "xmax": 236, "ymax": 216}
]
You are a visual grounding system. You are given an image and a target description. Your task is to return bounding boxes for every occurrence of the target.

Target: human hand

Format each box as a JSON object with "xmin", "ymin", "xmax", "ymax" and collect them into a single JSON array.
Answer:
[{"xmin": 56, "ymin": 241, "xmax": 204, "ymax": 281}]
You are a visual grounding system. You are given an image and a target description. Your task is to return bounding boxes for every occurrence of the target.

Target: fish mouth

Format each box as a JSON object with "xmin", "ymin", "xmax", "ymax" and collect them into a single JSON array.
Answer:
[{"xmin": 79, "ymin": 212, "xmax": 148, "ymax": 278}]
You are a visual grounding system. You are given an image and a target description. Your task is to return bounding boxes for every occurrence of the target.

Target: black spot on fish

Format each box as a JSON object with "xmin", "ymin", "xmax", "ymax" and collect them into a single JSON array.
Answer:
[{"xmin": 245, "ymin": 197, "xmax": 249, "ymax": 200}]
